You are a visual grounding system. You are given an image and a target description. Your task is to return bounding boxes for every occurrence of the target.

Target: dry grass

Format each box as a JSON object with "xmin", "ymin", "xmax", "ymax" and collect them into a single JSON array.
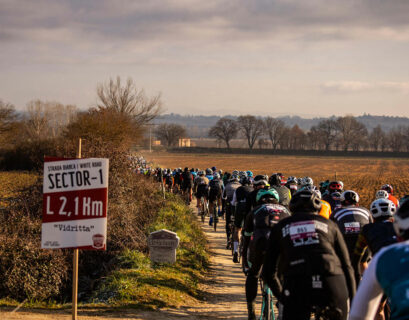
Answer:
[{"xmin": 144, "ymin": 152, "xmax": 409, "ymax": 207}]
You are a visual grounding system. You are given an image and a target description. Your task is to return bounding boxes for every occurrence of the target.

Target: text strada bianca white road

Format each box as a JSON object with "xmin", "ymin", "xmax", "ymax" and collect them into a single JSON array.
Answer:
[{"xmin": 41, "ymin": 157, "xmax": 109, "ymax": 250}]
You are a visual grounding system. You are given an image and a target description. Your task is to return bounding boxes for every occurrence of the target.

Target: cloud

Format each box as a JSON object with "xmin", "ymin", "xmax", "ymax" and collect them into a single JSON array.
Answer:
[
  {"xmin": 321, "ymin": 81, "xmax": 409, "ymax": 94},
  {"xmin": 2, "ymin": 0, "xmax": 409, "ymax": 47}
]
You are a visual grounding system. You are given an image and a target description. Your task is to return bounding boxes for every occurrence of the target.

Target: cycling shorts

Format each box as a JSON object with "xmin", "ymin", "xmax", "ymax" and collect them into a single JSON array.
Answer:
[{"xmin": 196, "ymin": 185, "xmax": 208, "ymax": 199}]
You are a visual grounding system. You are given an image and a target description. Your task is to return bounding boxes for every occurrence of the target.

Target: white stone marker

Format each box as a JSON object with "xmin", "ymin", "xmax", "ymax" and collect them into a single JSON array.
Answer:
[{"xmin": 148, "ymin": 229, "xmax": 180, "ymax": 263}]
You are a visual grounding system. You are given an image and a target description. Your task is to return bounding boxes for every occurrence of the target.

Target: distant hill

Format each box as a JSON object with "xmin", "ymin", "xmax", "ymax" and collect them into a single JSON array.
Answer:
[{"xmin": 154, "ymin": 113, "xmax": 409, "ymax": 138}]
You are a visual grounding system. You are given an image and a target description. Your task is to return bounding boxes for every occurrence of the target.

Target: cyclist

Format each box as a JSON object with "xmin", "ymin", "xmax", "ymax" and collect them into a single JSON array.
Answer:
[
  {"xmin": 262, "ymin": 190, "xmax": 356, "ymax": 320},
  {"xmin": 194, "ymin": 170, "xmax": 209, "ymax": 216},
  {"xmin": 331, "ymin": 190, "xmax": 372, "ymax": 283},
  {"xmin": 322, "ymin": 181, "xmax": 344, "ymax": 210},
  {"xmin": 269, "ymin": 173, "xmax": 292, "ymax": 208},
  {"xmin": 352, "ymin": 198, "xmax": 397, "ymax": 320},
  {"xmin": 223, "ymin": 174, "xmax": 241, "ymax": 248},
  {"xmin": 242, "ymin": 189, "xmax": 290, "ymax": 320},
  {"xmin": 381, "ymin": 184, "xmax": 399, "ymax": 207},
  {"xmin": 285, "ymin": 176, "xmax": 298, "ymax": 196},
  {"xmin": 349, "ymin": 200, "xmax": 409, "ymax": 320},
  {"xmin": 181, "ymin": 167, "xmax": 194, "ymax": 204},
  {"xmin": 231, "ymin": 175, "xmax": 254, "ymax": 263},
  {"xmin": 245, "ymin": 175, "xmax": 270, "ymax": 215},
  {"xmin": 208, "ymin": 172, "xmax": 223, "ymax": 227}
]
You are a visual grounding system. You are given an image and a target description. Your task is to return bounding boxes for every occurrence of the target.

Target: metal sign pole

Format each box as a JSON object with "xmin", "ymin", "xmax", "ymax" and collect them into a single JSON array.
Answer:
[{"xmin": 72, "ymin": 138, "xmax": 81, "ymax": 320}]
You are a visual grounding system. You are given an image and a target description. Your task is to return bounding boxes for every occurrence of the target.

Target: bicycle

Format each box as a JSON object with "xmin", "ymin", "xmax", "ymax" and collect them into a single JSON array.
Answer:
[
  {"xmin": 210, "ymin": 201, "xmax": 218, "ymax": 231},
  {"xmin": 259, "ymin": 279, "xmax": 275, "ymax": 320},
  {"xmin": 200, "ymin": 196, "xmax": 209, "ymax": 223}
]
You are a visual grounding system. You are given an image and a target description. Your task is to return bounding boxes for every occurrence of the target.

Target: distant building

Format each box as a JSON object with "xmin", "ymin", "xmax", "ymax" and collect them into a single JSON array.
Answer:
[
  {"xmin": 178, "ymin": 138, "xmax": 191, "ymax": 147},
  {"xmin": 152, "ymin": 140, "xmax": 161, "ymax": 146}
]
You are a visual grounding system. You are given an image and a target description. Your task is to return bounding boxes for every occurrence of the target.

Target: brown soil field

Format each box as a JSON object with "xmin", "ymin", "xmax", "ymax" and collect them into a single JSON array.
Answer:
[{"xmin": 143, "ymin": 152, "xmax": 409, "ymax": 208}]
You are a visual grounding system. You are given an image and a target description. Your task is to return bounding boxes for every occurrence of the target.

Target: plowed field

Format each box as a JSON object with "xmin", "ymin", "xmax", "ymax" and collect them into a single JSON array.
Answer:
[{"xmin": 144, "ymin": 152, "xmax": 409, "ymax": 207}]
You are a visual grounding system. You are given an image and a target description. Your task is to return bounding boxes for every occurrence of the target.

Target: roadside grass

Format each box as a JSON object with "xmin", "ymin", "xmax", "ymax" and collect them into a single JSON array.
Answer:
[
  {"xmin": 90, "ymin": 193, "xmax": 209, "ymax": 309},
  {"xmin": 0, "ymin": 171, "xmax": 38, "ymax": 207}
]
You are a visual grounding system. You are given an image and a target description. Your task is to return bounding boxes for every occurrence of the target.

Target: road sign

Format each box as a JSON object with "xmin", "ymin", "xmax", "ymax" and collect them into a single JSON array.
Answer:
[{"xmin": 42, "ymin": 157, "xmax": 109, "ymax": 250}]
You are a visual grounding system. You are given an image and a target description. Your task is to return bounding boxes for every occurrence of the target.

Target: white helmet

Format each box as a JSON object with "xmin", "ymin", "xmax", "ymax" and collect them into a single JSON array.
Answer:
[
  {"xmin": 302, "ymin": 177, "xmax": 313, "ymax": 186},
  {"xmin": 370, "ymin": 198, "xmax": 396, "ymax": 219},
  {"xmin": 375, "ymin": 190, "xmax": 389, "ymax": 200}
]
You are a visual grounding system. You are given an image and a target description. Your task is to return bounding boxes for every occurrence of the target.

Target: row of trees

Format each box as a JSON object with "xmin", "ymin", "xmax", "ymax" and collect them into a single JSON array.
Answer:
[
  {"xmin": 0, "ymin": 76, "xmax": 162, "ymax": 169},
  {"xmin": 208, "ymin": 115, "xmax": 409, "ymax": 152}
]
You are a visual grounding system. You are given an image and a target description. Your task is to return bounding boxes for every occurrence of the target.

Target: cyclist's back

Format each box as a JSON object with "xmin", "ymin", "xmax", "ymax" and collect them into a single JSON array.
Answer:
[{"xmin": 263, "ymin": 190, "xmax": 355, "ymax": 320}]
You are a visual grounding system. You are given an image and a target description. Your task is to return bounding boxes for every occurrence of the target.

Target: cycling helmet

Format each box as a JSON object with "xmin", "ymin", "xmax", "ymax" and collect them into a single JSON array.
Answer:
[
  {"xmin": 253, "ymin": 174, "xmax": 269, "ymax": 186},
  {"xmin": 297, "ymin": 178, "xmax": 303, "ymax": 185},
  {"xmin": 239, "ymin": 171, "xmax": 247, "ymax": 178},
  {"xmin": 319, "ymin": 180, "xmax": 330, "ymax": 194},
  {"xmin": 381, "ymin": 184, "xmax": 394, "ymax": 194},
  {"xmin": 240, "ymin": 176, "xmax": 251, "ymax": 185},
  {"xmin": 331, "ymin": 191, "xmax": 342, "ymax": 201},
  {"xmin": 289, "ymin": 190, "xmax": 322, "ymax": 213},
  {"xmin": 213, "ymin": 172, "xmax": 220, "ymax": 179},
  {"xmin": 256, "ymin": 189, "xmax": 280, "ymax": 204},
  {"xmin": 232, "ymin": 170, "xmax": 239, "ymax": 176},
  {"xmin": 328, "ymin": 181, "xmax": 343, "ymax": 193},
  {"xmin": 370, "ymin": 198, "xmax": 396, "ymax": 219},
  {"xmin": 198, "ymin": 170, "xmax": 205, "ymax": 176},
  {"xmin": 302, "ymin": 177, "xmax": 314, "ymax": 187},
  {"xmin": 211, "ymin": 166, "xmax": 217, "ymax": 172},
  {"xmin": 393, "ymin": 200, "xmax": 409, "ymax": 239},
  {"xmin": 340, "ymin": 190, "xmax": 359, "ymax": 205},
  {"xmin": 269, "ymin": 173, "xmax": 282, "ymax": 187},
  {"xmin": 230, "ymin": 174, "xmax": 239, "ymax": 182},
  {"xmin": 206, "ymin": 168, "xmax": 213, "ymax": 175},
  {"xmin": 246, "ymin": 170, "xmax": 253, "ymax": 177},
  {"xmin": 287, "ymin": 176, "xmax": 297, "ymax": 184},
  {"xmin": 375, "ymin": 190, "xmax": 389, "ymax": 200},
  {"xmin": 218, "ymin": 169, "xmax": 223, "ymax": 175}
]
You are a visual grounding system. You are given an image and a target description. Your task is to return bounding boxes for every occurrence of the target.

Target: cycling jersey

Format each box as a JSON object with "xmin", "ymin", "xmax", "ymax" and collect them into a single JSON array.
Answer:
[
  {"xmin": 271, "ymin": 185, "xmax": 292, "ymax": 208},
  {"xmin": 322, "ymin": 192, "xmax": 342, "ymax": 211},
  {"xmin": 352, "ymin": 220, "xmax": 397, "ymax": 276},
  {"xmin": 331, "ymin": 205, "xmax": 372, "ymax": 257},
  {"xmin": 208, "ymin": 178, "xmax": 223, "ymax": 202},
  {"xmin": 350, "ymin": 240, "xmax": 409, "ymax": 320},
  {"xmin": 242, "ymin": 203, "xmax": 290, "ymax": 320},
  {"xmin": 319, "ymin": 200, "xmax": 332, "ymax": 219},
  {"xmin": 232, "ymin": 185, "xmax": 253, "ymax": 228}
]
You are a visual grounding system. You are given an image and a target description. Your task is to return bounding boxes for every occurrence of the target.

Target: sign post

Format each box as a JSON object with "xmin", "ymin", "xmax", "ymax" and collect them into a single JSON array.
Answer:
[{"xmin": 42, "ymin": 141, "xmax": 108, "ymax": 320}]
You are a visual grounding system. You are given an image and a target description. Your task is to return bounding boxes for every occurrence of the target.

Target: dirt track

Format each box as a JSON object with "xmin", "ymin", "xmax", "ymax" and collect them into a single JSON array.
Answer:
[{"xmin": 0, "ymin": 212, "xmax": 250, "ymax": 320}]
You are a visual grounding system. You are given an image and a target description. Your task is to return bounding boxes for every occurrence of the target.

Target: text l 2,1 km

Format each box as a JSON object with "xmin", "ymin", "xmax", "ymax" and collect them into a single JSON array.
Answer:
[{"xmin": 41, "ymin": 157, "xmax": 109, "ymax": 250}]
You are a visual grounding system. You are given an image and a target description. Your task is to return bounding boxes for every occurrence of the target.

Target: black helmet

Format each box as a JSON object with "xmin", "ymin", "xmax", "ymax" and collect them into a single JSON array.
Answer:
[
  {"xmin": 254, "ymin": 174, "xmax": 269, "ymax": 186},
  {"xmin": 289, "ymin": 190, "xmax": 322, "ymax": 213},
  {"xmin": 340, "ymin": 190, "xmax": 359, "ymax": 205},
  {"xmin": 269, "ymin": 173, "xmax": 282, "ymax": 187},
  {"xmin": 240, "ymin": 176, "xmax": 251, "ymax": 185}
]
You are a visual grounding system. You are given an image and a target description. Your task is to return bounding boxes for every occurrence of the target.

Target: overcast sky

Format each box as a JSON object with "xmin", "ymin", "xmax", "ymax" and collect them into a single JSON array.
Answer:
[{"xmin": 1, "ymin": 0, "xmax": 409, "ymax": 117}]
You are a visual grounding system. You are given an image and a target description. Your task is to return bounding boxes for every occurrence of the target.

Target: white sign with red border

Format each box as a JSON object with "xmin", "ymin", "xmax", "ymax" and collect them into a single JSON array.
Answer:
[{"xmin": 42, "ymin": 157, "xmax": 109, "ymax": 250}]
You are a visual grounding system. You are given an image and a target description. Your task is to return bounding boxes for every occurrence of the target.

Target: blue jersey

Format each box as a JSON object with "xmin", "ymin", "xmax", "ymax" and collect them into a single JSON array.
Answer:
[{"xmin": 350, "ymin": 240, "xmax": 409, "ymax": 320}]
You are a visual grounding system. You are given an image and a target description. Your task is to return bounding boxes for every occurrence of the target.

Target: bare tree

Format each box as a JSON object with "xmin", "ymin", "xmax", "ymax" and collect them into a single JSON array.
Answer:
[
  {"xmin": 0, "ymin": 100, "xmax": 17, "ymax": 135},
  {"xmin": 336, "ymin": 116, "xmax": 367, "ymax": 151},
  {"xmin": 315, "ymin": 119, "xmax": 338, "ymax": 151},
  {"xmin": 154, "ymin": 123, "xmax": 187, "ymax": 147},
  {"xmin": 369, "ymin": 125, "xmax": 385, "ymax": 151},
  {"xmin": 97, "ymin": 76, "xmax": 162, "ymax": 126},
  {"xmin": 24, "ymin": 100, "xmax": 78, "ymax": 140},
  {"xmin": 0, "ymin": 100, "xmax": 19, "ymax": 146},
  {"xmin": 264, "ymin": 117, "xmax": 285, "ymax": 150},
  {"xmin": 208, "ymin": 117, "xmax": 238, "ymax": 149},
  {"xmin": 237, "ymin": 115, "xmax": 264, "ymax": 150},
  {"xmin": 388, "ymin": 126, "xmax": 406, "ymax": 152},
  {"xmin": 25, "ymin": 100, "xmax": 52, "ymax": 139}
]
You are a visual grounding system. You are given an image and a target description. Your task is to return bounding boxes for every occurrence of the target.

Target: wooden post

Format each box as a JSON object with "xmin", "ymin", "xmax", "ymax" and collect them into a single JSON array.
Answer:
[
  {"xmin": 335, "ymin": 171, "xmax": 337, "ymax": 181},
  {"xmin": 72, "ymin": 138, "xmax": 81, "ymax": 320}
]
